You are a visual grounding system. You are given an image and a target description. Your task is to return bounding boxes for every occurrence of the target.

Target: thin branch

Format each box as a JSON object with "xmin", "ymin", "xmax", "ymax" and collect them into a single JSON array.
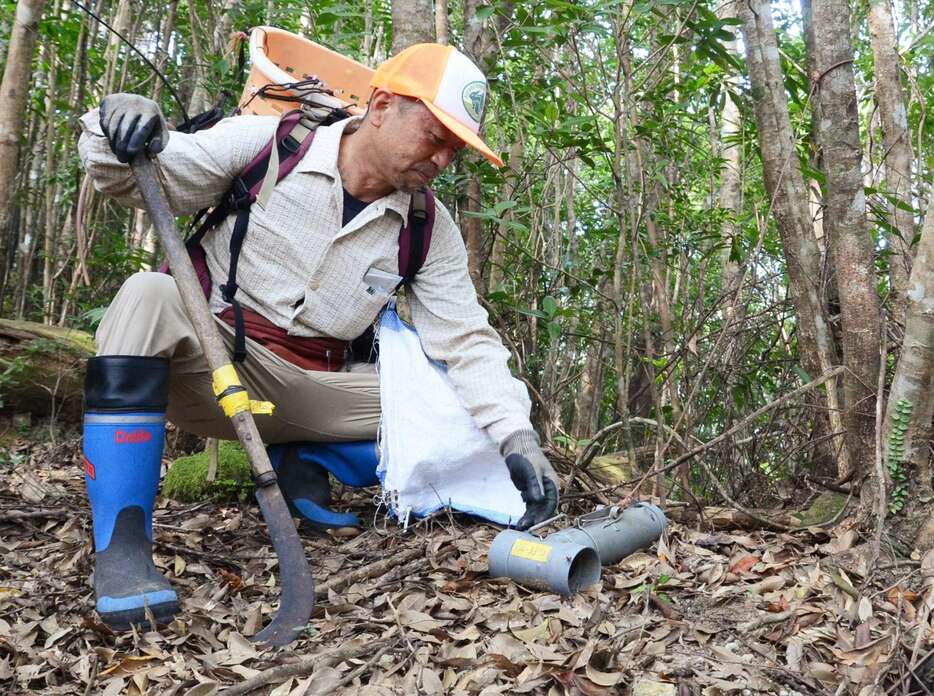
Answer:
[
  {"xmin": 572, "ymin": 367, "xmax": 847, "ymax": 506},
  {"xmin": 218, "ymin": 640, "xmax": 388, "ymax": 696}
]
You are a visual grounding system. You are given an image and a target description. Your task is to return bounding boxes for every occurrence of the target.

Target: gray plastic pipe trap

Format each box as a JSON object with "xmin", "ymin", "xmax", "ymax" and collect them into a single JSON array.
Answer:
[{"xmin": 488, "ymin": 502, "xmax": 667, "ymax": 595}]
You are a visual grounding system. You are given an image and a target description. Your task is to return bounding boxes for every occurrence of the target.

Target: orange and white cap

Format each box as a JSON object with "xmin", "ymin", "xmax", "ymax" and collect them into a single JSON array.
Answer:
[{"xmin": 370, "ymin": 43, "xmax": 504, "ymax": 167}]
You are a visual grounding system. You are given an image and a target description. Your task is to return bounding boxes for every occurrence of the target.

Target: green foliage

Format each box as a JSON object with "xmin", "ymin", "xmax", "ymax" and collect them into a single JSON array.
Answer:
[
  {"xmin": 162, "ymin": 442, "xmax": 254, "ymax": 503},
  {"xmin": 887, "ymin": 399, "xmax": 912, "ymax": 515},
  {"xmin": 631, "ymin": 572, "xmax": 674, "ymax": 606}
]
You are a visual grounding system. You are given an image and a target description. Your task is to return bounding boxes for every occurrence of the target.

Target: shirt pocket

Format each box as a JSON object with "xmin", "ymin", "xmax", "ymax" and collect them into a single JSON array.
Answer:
[
  {"xmin": 355, "ymin": 275, "xmax": 396, "ymax": 318},
  {"xmin": 292, "ymin": 274, "xmax": 397, "ymax": 339}
]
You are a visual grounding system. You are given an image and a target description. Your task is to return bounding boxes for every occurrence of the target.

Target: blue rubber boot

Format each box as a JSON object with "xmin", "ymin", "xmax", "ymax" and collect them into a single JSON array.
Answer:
[
  {"xmin": 266, "ymin": 441, "xmax": 380, "ymax": 529},
  {"xmin": 83, "ymin": 356, "xmax": 177, "ymax": 629}
]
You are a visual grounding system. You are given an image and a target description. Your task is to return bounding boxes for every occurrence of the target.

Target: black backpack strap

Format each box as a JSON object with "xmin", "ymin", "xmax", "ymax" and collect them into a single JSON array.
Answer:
[
  {"xmin": 398, "ymin": 187, "xmax": 435, "ymax": 286},
  {"xmin": 216, "ymin": 112, "xmax": 321, "ymax": 362},
  {"xmin": 221, "ymin": 199, "xmax": 253, "ymax": 363},
  {"xmin": 176, "ymin": 92, "xmax": 232, "ymax": 134}
]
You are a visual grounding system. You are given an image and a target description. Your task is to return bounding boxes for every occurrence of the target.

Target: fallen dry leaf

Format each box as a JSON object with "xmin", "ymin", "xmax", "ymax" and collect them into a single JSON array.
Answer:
[
  {"xmin": 511, "ymin": 617, "xmax": 560, "ymax": 643},
  {"xmin": 729, "ymin": 555, "xmax": 759, "ymax": 574},
  {"xmin": 0, "ymin": 432, "xmax": 925, "ymax": 696}
]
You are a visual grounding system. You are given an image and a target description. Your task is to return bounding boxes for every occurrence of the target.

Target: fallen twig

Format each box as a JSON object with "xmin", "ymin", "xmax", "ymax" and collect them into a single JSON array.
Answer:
[
  {"xmin": 82, "ymin": 654, "xmax": 99, "ymax": 696},
  {"xmin": 803, "ymin": 474, "xmax": 852, "ymax": 495},
  {"xmin": 153, "ymin": 540, "xmax": 241, "ymax": 568},
  {"xmin": 334, "ymin": 640, "xmax": 399, "ymax": 690},
  {"xmin": 218, "ymin": 639, "xmax": 388, "ymax": 696},
  {"xmin": 317, "ymin": 547, "xmax": 422, "ymax": 594},
  {"xmin": 910, "ymin": 551, "xmax": 934, "ymax": 668},
  {"xmin": 0, "ymin": 508, "xmax": 70, "ymax": 522},
  {"xmin": 363, "ymin": 558, "xmax": 431, "ymax": 594},
  {"xmin": 649, "ymin": 592, "xmax": 679, "ymax": 620},
  {"xmin": 740, "ymin": 609, "xmax": 794, "ymax": 632},
  {"xmin": 386, "ymin": 595, "xmax": 416, "ymax": 657}
]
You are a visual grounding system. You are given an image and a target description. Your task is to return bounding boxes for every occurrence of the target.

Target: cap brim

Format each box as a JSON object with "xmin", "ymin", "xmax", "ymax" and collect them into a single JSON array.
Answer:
[{"xmin": 421, "ymin": 99, "xmax": 504, "ymax": 168}]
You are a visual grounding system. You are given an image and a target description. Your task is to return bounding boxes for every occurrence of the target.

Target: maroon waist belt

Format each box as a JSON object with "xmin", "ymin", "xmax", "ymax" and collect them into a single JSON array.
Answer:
[{"xmin": 218, "ymin": 307, "xmax": 347, "ymax": 372}]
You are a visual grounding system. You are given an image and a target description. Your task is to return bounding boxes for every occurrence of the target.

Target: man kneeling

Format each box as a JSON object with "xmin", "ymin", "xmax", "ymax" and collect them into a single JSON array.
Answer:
[{"xmin": 78, "ymin": 44, "xmax": 558, "ymax": 629}]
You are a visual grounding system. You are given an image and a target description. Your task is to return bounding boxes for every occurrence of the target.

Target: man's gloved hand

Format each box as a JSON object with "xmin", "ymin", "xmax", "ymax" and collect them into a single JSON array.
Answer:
[
  {"xmin": 501, "ymin": 429, "xmax": 559, "ymax": 530},
  {"xmin": 99, "ymin": 94, "xmax": 169, "ymax": 164}
]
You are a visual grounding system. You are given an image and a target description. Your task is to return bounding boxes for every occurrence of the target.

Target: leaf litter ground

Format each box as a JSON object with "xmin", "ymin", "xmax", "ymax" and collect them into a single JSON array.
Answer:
[{"xmin": 1, "ymin": 433, "xmax": 932, "ymax": 695}]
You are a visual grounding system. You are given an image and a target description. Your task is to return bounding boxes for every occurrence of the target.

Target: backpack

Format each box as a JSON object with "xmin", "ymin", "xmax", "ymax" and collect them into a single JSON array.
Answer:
[{"xmin": 163, "ymin": 106, "xmax": 435, "ymax": 363}]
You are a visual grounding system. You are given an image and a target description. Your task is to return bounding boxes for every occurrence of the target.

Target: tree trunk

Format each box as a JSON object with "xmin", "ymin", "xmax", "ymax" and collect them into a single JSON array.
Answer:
[
  {"xmin": 41, "ymin": 26, "xmax": 60, "ymax": 324},
  {"xmin": 805, "ymin": 0, "xmax": 882, "ymax": 488},
  {"xmin": 186, "ymin": 0, "xmax": 213, "ymax": 116},
  {"xmin": 885, "ymin": 193, "xmax": 934, "ymax": 547},
  {"xmin": 612, "ymin": 15, "xmax": 641, "ymax": 469},
  {"xmin": 488, "ymin": 141, "xmax": 522, "ymax": 293},
  {"xmin": 459, "ymin": 0, "xmax": 505, "ymax": 292},
  {"xmin": 12, "ymin": 113, "xmax": 44, "ymax": 319},
  {"xmin": 101, "ymin": 0, "xmax": 132, "ymax": 96},
  {"xmin": 716, "ymin": 1, "xmax": 746, "ymax": 367},
  {"xmin": 462, "ymin": 176, "xmax": 485, "ymax": 291},
  {"xmin": 0, "ymin": 0, "xmax": 48, "ymax": 285},
  {"xmin": 150, "ymin": 0, "xmax": 178, "ymax": 103},
  {"xmin": 738, "ymin": 0, "xmax": 850, "ymax": 478},
  {"xmin": 211, "ymin": 0, "xmax": 241, "ymax": 57},
  {"xmin": 391, "ymin": 0, "xmax": 433, "ymax": 54},
  {"xmin": 435, "ymin": 0, "xmax": 449, "ymax": 44},
  {"xmin": 869, "ymin": 0, "xmax": 915, "ymax": 316},
  {"xmin": 572, "ymin": 330, "xmax": 607, "ymax": 442},
  {"xmin": 540, "ymin": 152, "xmax": 574, "ymax": 439}
]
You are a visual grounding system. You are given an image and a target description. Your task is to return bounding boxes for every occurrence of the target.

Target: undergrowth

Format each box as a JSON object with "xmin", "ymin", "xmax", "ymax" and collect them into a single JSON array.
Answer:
[{"xmin": 163, "ymin": 441, "xmax": 254, "ymax": 503}]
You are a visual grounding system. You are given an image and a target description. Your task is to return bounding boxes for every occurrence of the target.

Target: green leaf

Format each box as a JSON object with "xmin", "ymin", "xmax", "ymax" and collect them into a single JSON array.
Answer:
[
  {"xmin": 476, "ymin": 5, "xmax": 496, "ymax": 21},
  {"xmin": 493, "ymin": 199, "xmax": 518, "ymax": 216},
  {"xmin": 547, "ymin": 321, "xmax": 561, "ymax": 342},
  {"xmin": 517, "ymin": 307, "xmax": 549, "ymax": 320},
  {"xmin": 792, "ymin": 365, "xmax": 812, "ymax": 383},
  {"xmin": 543, "ymin": 295, "xmax": 558, "ymax": 317}
]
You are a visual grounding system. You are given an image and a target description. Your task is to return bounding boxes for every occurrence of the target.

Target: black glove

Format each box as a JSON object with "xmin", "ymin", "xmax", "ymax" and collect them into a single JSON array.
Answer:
[
  {"xmin": 501, "ymin": 430, "xmax": 559, "ymax": 530},
  {"xmin": 99, "ymin": 93, "xmax": 169, "ymax": 164}
]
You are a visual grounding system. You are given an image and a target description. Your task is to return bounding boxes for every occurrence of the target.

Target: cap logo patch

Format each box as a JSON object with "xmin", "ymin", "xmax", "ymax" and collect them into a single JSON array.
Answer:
[{"xmin": 462, "ymin": 81, "xmax": 487, "ymax": 123}]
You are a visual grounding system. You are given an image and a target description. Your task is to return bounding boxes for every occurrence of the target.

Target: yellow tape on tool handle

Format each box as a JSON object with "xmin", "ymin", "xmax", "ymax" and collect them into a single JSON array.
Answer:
[{"xmin": 212, "ymin": 364, "xmax": 275, "ymax": 417}]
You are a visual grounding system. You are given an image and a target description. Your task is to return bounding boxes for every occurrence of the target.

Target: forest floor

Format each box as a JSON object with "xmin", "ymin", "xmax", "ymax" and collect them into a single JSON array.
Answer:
[{"xmin": 1, "ymin": 429, "xmax": 932, "ymax": 696}]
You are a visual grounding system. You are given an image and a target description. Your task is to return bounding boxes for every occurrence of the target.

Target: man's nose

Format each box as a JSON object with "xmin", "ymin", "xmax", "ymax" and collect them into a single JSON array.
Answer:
[{"xmin": 431, "ymin": 146, "xmax": 455, "ymax": 171}]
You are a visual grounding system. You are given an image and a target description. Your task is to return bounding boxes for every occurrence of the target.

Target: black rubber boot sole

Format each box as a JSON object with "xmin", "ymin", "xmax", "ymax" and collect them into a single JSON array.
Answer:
[
  {"xmin": 94, "ymin": 507, "xmax": 178, "ymax": 630},
  {"xmin": 99, "ymin": 598, "xmax": 180, "ymax": 631}
]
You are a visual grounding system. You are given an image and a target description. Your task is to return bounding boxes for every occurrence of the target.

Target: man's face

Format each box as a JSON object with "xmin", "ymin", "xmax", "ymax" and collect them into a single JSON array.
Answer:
[{"xmin": 375, "ymin": 96, "xmax": 466, "ymax": 193}]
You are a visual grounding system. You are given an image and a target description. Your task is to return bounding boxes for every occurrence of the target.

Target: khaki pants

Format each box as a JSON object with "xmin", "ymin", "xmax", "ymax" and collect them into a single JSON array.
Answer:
[{"xmin": 96, "ymin": 272, "xmax": 380, "ymax": 443}]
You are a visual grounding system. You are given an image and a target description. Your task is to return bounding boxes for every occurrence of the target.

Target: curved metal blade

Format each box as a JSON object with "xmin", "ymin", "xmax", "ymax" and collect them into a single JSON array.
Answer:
[{"xmin": 250, "ymin": 483, "xmax": 316, "ymax": 646}]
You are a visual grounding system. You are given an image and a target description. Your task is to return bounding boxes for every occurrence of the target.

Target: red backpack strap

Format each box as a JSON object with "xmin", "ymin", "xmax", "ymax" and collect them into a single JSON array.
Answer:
[{"xmin": 397, "ymin": 186, "xmax": 435, "ymax": 286}]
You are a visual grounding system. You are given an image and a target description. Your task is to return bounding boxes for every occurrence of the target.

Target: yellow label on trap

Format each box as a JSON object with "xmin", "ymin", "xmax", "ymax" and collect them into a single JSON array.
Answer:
[{"xmin": 510, "ymin": 539, "xmax": 552, "ymax": 563}]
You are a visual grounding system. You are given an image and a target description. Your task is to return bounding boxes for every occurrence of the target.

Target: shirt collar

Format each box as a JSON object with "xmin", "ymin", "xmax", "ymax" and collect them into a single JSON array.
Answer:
[{"xmin": 295, "ymin": 115, "xmax": 412, "ymax": 219}]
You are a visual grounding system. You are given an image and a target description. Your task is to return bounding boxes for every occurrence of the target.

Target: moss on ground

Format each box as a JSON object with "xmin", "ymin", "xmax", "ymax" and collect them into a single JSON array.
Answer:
[
  {"xmin": 163, "ymin": 441, "xmax": 254, "ymax": 503},
  {"xmin": 794, "ymin": 491, "xmax": 848, "ymax": 527}
]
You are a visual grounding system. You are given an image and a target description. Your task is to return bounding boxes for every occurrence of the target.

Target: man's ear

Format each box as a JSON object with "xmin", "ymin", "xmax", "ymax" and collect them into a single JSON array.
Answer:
[{"xmin": 366, "ymin": 89, "xmax": 395, "ymax": 128}]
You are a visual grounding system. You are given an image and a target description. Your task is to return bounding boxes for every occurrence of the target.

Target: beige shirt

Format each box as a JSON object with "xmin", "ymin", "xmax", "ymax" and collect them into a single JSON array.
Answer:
[{"xmin": 78, "ymin": 110, "xmax": 532, "ymax": 444}]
